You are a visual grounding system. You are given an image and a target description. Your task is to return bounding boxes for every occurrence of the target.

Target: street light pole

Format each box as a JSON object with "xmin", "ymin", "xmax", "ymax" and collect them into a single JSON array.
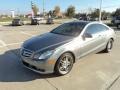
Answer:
[
  {"xmin": 99, "ymin": 0, "xmax": 102, "ymax": 21},
  {"xmin": 43, "ymin": 0, "xmax": 45, "ymax": 17}
]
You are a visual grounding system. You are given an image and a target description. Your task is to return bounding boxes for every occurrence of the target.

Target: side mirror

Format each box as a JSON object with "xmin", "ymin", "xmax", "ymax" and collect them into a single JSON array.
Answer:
[{"xmin": 83, "ymin": 33, "xmax": 92, "ymax": 38}]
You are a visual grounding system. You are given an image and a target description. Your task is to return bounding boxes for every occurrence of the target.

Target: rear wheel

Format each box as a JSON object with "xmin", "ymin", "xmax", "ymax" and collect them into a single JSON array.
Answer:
[
  {"xmin": 104, "ymin": 39, "xmax": 113, "ymax": 53},
  {"xmin": 54, "ymin": 53, "xmax": 74, "ymax": 75}
]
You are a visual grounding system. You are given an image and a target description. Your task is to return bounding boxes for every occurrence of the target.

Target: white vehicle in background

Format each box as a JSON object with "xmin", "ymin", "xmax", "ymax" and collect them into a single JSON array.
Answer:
[
  {"xmin": 33, "ymin": 16, "xmax": 44, "ymax": 21},
  {"xmin": 31, "ymin": 16, "xmax": 44, "ymax": 25}
]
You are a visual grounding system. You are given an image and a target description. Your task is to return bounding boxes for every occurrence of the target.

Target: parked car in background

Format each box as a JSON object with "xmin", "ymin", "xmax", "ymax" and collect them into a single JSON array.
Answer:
[
  {"xmin": 111, "ymin": 16, "xmax": 120, "ymax": 28},
  {"xmin": 31, "ymin": 18, "xmax": 40, "ymax": 25},
  {"xmin": 117, "ymin": 23, "xmax": 120, "ymax": 29},
  {"xmin": 79, "ymin": 16, "xmax": 90, "ymax": 21},
  {"xmin": 33, "ymin": 16, "xmax": 44, "ymax": 21},
  {"xmin": 31, "ymin": 16, "xmax": 44, "ymax": 25},
  {"xmin": 20, "ymin": 21, "xmax": 115, "ymax": 75},
  {"xmin": 79, "ymin": 17, "xmax": 87, "ymax": 21},
  {"xmin": 46, "ymin": 18, "xmax": 54, "ymax": 24},
  {"xmin": 12, "ymin": 18, "xmax": 24, "ymax": 26}
]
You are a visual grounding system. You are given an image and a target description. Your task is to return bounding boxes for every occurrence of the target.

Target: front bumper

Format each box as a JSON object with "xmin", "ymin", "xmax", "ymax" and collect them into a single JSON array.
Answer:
[{"xmin": 21, "ymin": 57, "xmax": 56, "ymax": 74}]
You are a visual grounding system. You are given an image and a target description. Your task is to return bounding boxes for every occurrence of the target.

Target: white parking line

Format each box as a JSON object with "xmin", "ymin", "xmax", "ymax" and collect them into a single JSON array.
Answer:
[
  {"xmin": 0, "ymin": 40, "xmax": 6, "ymax": 47},
  {"xmin": 96, "ymin": 71, "xmax": 110, "ymax": 82},
  {"xmin": 102, "ymin": 73, "xmax": 120, "ymax": 90},
  {"xmin": 20, "ymin": 31, "xmax": 34, "ymax": 36},
  {"xmin": 7, "ymin": 42, "xmax": 23, "ymax": 46},
  {"xmin": 116, "ymin": 35, "xmax": 120, "ymax": 38},
  {"xmin": 0, "ymin": 45, "xmax": 6, "ymax": 48},
  {"xmin": 0, "ymin": 42, "xmax": 23, "ymax": 48}
]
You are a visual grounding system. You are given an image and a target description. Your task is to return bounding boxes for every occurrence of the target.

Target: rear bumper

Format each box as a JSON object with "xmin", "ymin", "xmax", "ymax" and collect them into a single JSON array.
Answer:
[{"xmin": 12, "ymin": 23, "xmax": 21, "ymax": 26}]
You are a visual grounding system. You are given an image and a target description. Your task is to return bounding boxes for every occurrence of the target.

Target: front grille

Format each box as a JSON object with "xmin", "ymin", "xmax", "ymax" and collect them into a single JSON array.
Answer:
[{"xmin": 21, "ymin": 49, "xmax": 33, "ymax": 57}]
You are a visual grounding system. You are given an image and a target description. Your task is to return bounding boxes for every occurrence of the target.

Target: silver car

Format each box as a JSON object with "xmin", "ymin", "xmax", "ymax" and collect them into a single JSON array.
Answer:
[{"xmin": 20, "ymin": 21, "xmax": 115, "ymax": 75}]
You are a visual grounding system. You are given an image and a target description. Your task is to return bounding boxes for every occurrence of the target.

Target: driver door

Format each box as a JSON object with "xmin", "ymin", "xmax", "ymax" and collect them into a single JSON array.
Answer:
[{"xmin": 79, "ymin": 24, "xmax": 105, "ymax": 58}]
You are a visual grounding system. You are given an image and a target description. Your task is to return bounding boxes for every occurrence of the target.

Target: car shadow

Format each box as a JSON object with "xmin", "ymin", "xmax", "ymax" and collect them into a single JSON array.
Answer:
[
  {"xmin": 3, "ymin": 24, "xmax": 23, "ymax": 27},
  {"xmin": 3, "ymin": 24, "xmax": 12, "ymax": 27},
  {"xmin": 0, "ymin": 48, "xmax": 58, "ymax": 82},
  {"xmin": 96, "ymin": 50, "xmax": 106, "ymax": 54}
]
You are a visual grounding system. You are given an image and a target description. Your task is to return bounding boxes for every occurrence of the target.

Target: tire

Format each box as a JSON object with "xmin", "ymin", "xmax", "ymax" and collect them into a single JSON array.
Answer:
[
  {"xmin": 117, "ymin": 24, "xmax": 120, "ymax": 29},
  {"xmin": 104, "ymin": 39, "xmax": 113, "ymax": 53},
  {"xmin": 54, "ymin": 53, "xmax": 74, "ymax": 76}
]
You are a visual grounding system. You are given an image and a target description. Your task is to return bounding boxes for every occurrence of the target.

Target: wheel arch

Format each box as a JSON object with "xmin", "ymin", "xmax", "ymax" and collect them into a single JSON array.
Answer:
[
  {"xmin": 110, "ymin": 37, "xmax": 114, "ymax": 42},
  {"xmin": 63, "ymin": 51, "xmax": 76, "ymax": 63},
  {"xmin": 54, "ymin": 51, "xmax": 76, "ymax": 69},
  {"xmin": 56, "ymin": 51, "xmax": 76, "ymax": 63},
  {"xmin": 53, "ymin": 51, "xmax": 76, "ymax": 75}
]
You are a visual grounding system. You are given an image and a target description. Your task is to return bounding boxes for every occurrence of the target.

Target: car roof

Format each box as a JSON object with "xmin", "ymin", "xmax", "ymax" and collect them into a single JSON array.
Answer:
[
  {"xmin": 65, "ymin": 20, "xmax": 103, "ymax": 26},
  {"xmin": 64, "ymin": 20, "xmax": 89, "ymax": 25},
  {"xmin": 66, "ymin": 20, "xmax": 103, "ymax": 26},
  {"xmin": 69, "ymin": 20, "xmax": 89, "ymax": 23},
  {"xmin": 13, "ymin": 18, "xmax": 21, "ymax": 20}
]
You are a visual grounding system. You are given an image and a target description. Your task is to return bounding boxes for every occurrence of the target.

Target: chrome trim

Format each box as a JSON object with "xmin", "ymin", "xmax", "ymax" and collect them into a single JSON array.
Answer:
[{"xmin": 21, "ymin": 48, "xmax": 34, "ymax": 58}]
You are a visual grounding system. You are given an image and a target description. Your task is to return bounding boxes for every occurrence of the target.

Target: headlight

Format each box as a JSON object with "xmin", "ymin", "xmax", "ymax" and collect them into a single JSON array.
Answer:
[{"xmin": 33, "ymin": 50, "xmax": 54, "ymax": 60}]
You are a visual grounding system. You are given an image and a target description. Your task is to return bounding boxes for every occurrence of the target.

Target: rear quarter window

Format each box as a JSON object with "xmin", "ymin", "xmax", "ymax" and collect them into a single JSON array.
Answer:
[{"xmin": 85, "ymin": 24, "xmax": 109, "ymax": 35}]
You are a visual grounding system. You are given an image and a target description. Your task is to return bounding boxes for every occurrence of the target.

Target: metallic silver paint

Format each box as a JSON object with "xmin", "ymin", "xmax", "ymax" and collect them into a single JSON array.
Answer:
[{"xmin": 21, "ymin": 21, "xmax": 116, "ymax": 74}]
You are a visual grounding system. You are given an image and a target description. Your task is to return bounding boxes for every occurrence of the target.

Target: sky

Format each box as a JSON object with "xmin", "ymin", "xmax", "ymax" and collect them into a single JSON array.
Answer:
[{"xmin": 0, "ymin": 0, "xmax": 120, "ymax": 14}]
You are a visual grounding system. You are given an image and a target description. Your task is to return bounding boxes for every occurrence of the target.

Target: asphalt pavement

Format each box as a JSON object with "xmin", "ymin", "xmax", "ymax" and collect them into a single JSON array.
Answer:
[{"xmin": 0, "ymin": 24, "xmax": 120, "ymax": 90}]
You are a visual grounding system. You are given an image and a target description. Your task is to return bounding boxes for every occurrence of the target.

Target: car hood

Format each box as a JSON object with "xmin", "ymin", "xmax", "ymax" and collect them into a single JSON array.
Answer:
[{"xmin": 22, "ymin": 32, "xmax": 74, "ymax": 52}]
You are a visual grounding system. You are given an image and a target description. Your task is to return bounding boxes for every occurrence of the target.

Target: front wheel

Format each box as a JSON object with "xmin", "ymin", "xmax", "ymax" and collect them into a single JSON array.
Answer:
[
  {"xmin": 54, "ymin": 53, "xmax": 74, "ymax": 75},
  {"xmin": 104, "ymin": 39, "xmax": 113, "ymax": 53}
]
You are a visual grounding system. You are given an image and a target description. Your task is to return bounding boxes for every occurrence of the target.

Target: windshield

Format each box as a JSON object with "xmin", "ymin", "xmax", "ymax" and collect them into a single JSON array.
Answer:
[
  {"xmin": 51, "ymin": 22, "xmax": 86, "ymax": 36},
  {"xmin": 14, "ymin": 19, "xmax": 20, "ymax": 21}
]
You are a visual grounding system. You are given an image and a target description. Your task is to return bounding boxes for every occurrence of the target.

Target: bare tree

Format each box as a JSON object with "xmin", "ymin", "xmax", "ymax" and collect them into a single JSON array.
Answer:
[
  {"xmin": 53, "ymin": 6, "xmax": 60, "ymax": 17},
  {"xmin": 66, "ymin": 5, "xmax": 75, "ymax": 18}
]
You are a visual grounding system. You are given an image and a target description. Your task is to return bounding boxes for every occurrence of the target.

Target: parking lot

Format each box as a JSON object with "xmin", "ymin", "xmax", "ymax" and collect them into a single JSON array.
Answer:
[{"xmin": 0, "ymin": 24, "xmax": 120, "ymax": 90}]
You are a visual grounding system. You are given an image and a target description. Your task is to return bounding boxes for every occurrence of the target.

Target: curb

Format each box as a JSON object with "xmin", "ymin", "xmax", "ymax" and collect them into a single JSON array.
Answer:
[{"xmin": 101, "ymin": 73, "xmax": 120, "ymax": 90}]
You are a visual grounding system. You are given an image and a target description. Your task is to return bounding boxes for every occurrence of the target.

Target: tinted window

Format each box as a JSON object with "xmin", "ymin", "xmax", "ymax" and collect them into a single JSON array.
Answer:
[
  {"xmin": 116, "ymin": 17, "xmax": 120, "ymax": 20},
  {"xmin": 85, "ymin": 24, "xmax": 108, "ymax": 34},
  {"xmin": 14, "ymin": 19, "xmax": 20, "ymax": 21},
  {"xmin": 51, "ymin": 23, "xmax": 86, "ymax": 36}
]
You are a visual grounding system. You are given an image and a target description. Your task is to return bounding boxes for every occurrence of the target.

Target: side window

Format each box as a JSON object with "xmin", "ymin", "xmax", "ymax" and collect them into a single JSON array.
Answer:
[
  {"xmin": 97, "ymin": 24, "xmax": 109, "ymax": 31},
  {"xmin": 99, "ymin": 24, "xmax": 109, "ymax": 31},
  {"xmin": 85, "ymin": 24, "xmax": 108, "ymax": 35},
  {"xmin": 85, "ymin": 24, "xmax": 98, "ymax": 34}
]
